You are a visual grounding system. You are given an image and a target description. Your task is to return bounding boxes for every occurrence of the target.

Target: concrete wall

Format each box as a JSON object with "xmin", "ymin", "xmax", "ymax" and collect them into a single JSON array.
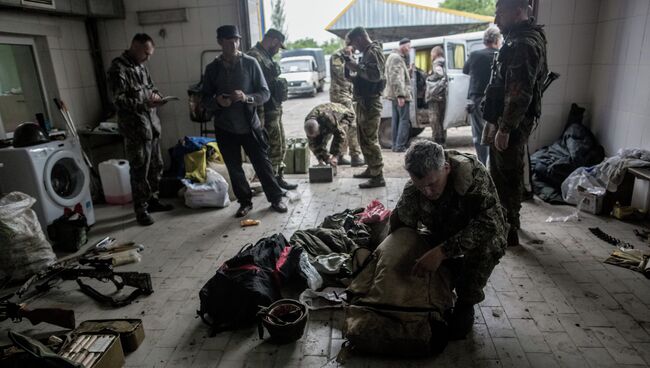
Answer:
[
  {"xmin": 589, "ymin": 0, "xmax": 650, "ymax": 154},
  {"xmin": 0, "ymin": 10, "xmax": 102, "ymax": 131},
  {"xmin": 98, "ymin": 0, "xmax": 262, "ymax": 152},
  {"xmin": 530, "ymin": 0, "xmax": 600, "ymax": 152}
]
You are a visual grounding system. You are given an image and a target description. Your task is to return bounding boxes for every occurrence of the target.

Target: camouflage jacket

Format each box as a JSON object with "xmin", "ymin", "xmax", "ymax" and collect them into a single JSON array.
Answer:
[
  {"xmin": 329, "ymin": 49, "xmax": 353, "ymax": 104},
  {"xmin": 305, "ymin": 102, "xmax": 354, "ymax": 161},
  {"xmin": 391, "ymin": 150, "xmax": 508, "ymax": 258},
  {"xmin": 107, "ymin": 51, "xmax": 161, "ymax": 141},
  {"xmin": 383, "ymin": 51, "xmax": 412, "ymax": 101},
  {"xmin": 246, "ymin": 42, "xmax": 287, "ymax": 112},
  {"xmin": 351, "ymin": 41, "xmax": 386, "ymax": 98},
  {"xmin": 486, "ymin": 19, "xmax": 548, "ymax": 134}
]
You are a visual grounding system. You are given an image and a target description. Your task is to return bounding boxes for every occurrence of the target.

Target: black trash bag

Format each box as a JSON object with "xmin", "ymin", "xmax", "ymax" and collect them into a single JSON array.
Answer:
[{"xmin": 47, "ymin": 205, "xmax": 89, "ymax": 252}]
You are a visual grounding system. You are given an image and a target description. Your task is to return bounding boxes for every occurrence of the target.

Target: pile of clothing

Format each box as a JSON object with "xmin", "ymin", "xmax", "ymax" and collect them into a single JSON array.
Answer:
[{"xmin": 531, "ymin": 104, "xmax": 605, "ymax": 203}]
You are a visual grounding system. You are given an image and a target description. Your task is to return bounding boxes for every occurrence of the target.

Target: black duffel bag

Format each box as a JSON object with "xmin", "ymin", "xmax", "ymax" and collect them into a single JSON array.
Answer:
[{"xmin": 197, "ymin": 234, "xmax": 303, "ymax": 336}]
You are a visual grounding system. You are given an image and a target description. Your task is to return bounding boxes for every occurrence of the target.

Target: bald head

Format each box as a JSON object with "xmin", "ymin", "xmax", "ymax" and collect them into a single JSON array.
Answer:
[{"xmin": 304, "ymin": 119, "xmax": 320, "ymax": 138}]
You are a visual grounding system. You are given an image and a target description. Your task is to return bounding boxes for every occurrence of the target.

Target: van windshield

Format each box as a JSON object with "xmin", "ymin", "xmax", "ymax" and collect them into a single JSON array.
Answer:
[{"xmin": 281, "ymin": 60, "xmax": 312, "ymax": 73}]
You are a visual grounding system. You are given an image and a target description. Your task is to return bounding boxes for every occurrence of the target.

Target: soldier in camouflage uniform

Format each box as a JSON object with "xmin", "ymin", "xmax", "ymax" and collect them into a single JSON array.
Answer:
[
  {"xmin": 303, "ymin": 102, "xmax": 355, "ymax": 166},
  {"xmin": 483, "ymin": 0, "xmax": 548, "ymax": 246},
  {"xmin": 107, "ymin": 33, "xmax": 173, "ymax": 226},
  {"xmin": 345, "ymin": 27, "xmax": 387, "ymax": 189},
  {"xmin": 329, "ymin": 46, "xmax": 364, "ymax": 167},
  {"xmin": 247, "ymin": 29, "xmax": 297, "ymax": 190},
  {"xmin": 391, "ymin": 141, "xmax": 508, "ymax": 340}
]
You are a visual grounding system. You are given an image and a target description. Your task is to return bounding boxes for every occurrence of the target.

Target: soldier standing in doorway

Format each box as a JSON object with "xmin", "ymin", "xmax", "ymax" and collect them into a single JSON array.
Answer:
[
  {"xmin": 107, "ymin": 33, "xmax": 173, "ymax": 226},
  {"xmin": 483, "ymin": 0, "xmax": 548, "ymax": 246},
  {"xmin": 247, "ymin": 29, "xmax": 298, "ymax": 190},
  {"xmin": 345, "ymin": 27, "xmax": 387, "ymax": 189},
  {"xmin": 329, "ymin": 46, "xmax": 364, "ymax": 167}
]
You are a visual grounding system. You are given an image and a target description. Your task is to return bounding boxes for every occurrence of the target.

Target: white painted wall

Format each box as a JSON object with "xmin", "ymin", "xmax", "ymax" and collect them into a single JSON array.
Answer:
[
  {"xmin": 589, "ymin": 0, "xmax": 650, "ymax": 154},
  {"xmin": 98, "ymin": 0, "xmax": 262, "ymax": 152},
  {"xmin": 530, "ymin": 0, "xmax": 600, "ymax": 152}
]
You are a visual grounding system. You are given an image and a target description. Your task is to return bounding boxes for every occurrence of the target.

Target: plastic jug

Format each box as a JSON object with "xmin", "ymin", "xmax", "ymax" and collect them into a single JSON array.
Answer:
[{"xmin": 99, "ymin": 159, "xmax": 132, "ymax": 204}]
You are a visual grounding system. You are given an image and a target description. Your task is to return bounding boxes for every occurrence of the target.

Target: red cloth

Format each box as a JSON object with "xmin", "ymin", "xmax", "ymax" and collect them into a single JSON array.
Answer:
[{"xmin": 357, "ymin": 200, "xmax": 391, "ymax": 224}]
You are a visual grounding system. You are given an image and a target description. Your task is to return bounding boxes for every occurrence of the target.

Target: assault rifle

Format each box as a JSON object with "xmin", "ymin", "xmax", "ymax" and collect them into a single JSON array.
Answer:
[
  {"xmin": 22, "ymin": 259, "xmax": 154, "ymax": 308},
  {"xmin": 0, "ymin": 301, "xmax": 75, "ymax": 329}
]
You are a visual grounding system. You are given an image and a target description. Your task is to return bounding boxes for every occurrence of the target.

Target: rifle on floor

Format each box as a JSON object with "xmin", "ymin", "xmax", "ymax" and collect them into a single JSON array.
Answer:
[
  {"xmin": 26, "ymin": 259, "xmax": 154, "ymax": 308},
  {"xmin": 0, "ymin": 301, "xmax": 76, "ymax": 329}
]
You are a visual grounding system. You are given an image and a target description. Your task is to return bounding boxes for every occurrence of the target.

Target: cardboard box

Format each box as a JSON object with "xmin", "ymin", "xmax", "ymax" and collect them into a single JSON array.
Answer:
[
  {"xmin": 76, "ymin": 319, "xmax": 145, "ymax": 353},
  {"xmin": 59, "ymin": 333, "xmax": 125, "ymax": 368},
  {"xmin": 577, "ymin": 186, "xmax": 604, "ymax": 215}
]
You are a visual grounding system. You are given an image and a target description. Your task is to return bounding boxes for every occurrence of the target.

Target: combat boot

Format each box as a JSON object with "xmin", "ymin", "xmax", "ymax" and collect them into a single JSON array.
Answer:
[
  {"xmin": 447, "ymin": 303, "xmax": 475, "ymax": 340},
  {"xmin": 136, "ymin": 211, "xmax": 154, "ymax": 226},
  {"xmin": 508, "ymin": 228, "xmax": 520, "ymax": 247},
  {"xmin": 337, "ymin": 155, "xmax": 351, "ymax": 165},
  {"xmin": 353, "ymin": 168, "xmax": 374, "ymax": 179},
  {"xmin": 351, "ymin": 155, "xmax": 365, "ymax": 167},
  {"xmin": 276, "ymin": 168, "xmax": 298, "ymax": 190},
  {"xmin": 359, "ymin": 175, "xmax": 385, "ymax": 189},
  {"xmin": 147, "ymin": 198, "xmax": 173, "ymax": 212}
]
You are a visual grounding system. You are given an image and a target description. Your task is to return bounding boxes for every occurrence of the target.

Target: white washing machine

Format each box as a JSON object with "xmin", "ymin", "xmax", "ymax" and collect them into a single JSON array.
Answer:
[{"xmin": 0, "ymin": 137, "xmax": 95, "ymax": 232}]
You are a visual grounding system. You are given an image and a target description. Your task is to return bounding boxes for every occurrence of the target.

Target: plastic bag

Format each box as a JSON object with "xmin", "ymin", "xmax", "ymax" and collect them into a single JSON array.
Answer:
[
  {"xmin": 561, "ymin": 166, "xmax": 607, "ymax": 205},
  {"xmin": 0, "ymin": 192, "xmax": 57, "ymax": 281},
  {"xmin": 181, "ymin": 169, "xmax": 231, "ymax": 208},
  {"xmin": 299, "ymin": 287, "xmax": 346, "ymax": 310},
  {"xmin": 299, "ymin": 252, "xmax": 323, "ymax": 290}
]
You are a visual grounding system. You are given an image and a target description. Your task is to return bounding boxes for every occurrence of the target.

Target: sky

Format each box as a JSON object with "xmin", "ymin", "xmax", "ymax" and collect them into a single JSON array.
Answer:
[{"xmin": 262, "ymin": 0, "xmax": 444, "ymax": 43}]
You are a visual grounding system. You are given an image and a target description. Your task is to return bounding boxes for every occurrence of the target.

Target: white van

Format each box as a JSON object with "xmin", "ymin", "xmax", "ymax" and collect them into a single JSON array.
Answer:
[
  {"xmin": 379, "ymin": 31, "xmax": 486, "ymax": 148},
  {"xmin": 280, "ymin": 56, "xmax": 321, "ymax": 97}
]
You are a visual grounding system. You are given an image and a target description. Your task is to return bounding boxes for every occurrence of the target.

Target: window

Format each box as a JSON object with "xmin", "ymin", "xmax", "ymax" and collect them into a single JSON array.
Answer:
[
  {"xmin": 0, "ymin": 37, "xmax": 48, "ymax": 137},
  {"xmin": 445, "ymin": 43, "xmax": 466, "ymax": 70},
  {"xmin": 281, "ymin": 60, "xmax": 312, "ymax": 73}
]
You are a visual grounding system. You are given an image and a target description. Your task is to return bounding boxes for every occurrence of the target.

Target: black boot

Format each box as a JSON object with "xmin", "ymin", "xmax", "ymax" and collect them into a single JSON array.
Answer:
[
  {"xmin": 147, "ymin": 198, "xmax": 173, "ymax": 212},
  {"xmin": 276, "ymin": 168, "xmax": 298, "ymax": 190},
  {"xmin": 359, "ymin": 175, "xmax": 386, "ymax": 189},
  {"xmin": 351, "ymin": 155, "xmax": 365, "ymax": 167},
  {"xmin": 447, "ymin": 303, "xmax": 475, "ymax": 340},
  {"xmin": 136, "ymin": 211, "xmax": 154, "ymax": 226},
  {"xmin": 337, "ymin": 155, "xmax": 351, "ymax": 165},
  {"xmin": 353, "ymin": 168, "xmax": 374, "ymax": 179}
]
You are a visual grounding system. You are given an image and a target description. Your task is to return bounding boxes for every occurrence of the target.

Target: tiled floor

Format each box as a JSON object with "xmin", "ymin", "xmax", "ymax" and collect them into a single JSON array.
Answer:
[{"xmin": 2, "ymin": 176, "xmax": 650, "ymax": 368}]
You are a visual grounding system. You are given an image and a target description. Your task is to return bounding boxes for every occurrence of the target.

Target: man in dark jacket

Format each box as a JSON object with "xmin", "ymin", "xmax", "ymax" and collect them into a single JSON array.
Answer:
[
  {"xmin": 463, "ymin": 27, "xmax": 501, "ymax": 166},
  {"xmin": 107, "ymin": 33, "xmax": 173, "ymax": 226},
  {"xmin": 201, "ymin": 25, "xmax": 287, "ymax": 218},
  {"xmin": 483, "ymin": 0, "xmax": 548, "ymax": 246}
]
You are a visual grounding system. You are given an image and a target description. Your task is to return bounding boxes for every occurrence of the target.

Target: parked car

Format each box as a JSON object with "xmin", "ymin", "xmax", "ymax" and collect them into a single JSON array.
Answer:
[
  {"xmin": 281, "ymin": 48, "xmax": 326, "ymax": 94},
  {"xmin": 280, "ymin": 56, "xmax": 322, "ymax": 97},
  {"xmin": 378, "ymin": 31, "xmax": 486, "ymax": 148}
]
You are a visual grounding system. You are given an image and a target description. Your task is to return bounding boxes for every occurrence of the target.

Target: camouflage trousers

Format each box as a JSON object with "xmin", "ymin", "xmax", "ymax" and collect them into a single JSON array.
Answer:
[
  {"xmin": 262, "ymin": 107, "xmax": 286, "ymax": 174},
  {"xmin": 125, "ymin": 136, "xmax": 163, "ymax": 213},
  {"xmin": 446, "ymin": 251, "xmax": 502, "ymax": 305},
  {"xmin": 355, "ymin": 96, "xmax": 384, "ymax": 176},
  {"xmin": 429, "ymin": 100, "xmax": 447, "ymax": 145},
  {"xmin": 335, "ymin": 99, "xmax": 362, "ymax": 157},
  {"xmin": 489, "ymin": 121, "xmax": 533, "ymax": 230}
]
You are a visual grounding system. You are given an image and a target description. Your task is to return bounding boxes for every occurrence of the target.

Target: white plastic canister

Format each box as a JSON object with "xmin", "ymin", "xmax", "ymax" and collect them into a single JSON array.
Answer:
[{"xmin": 99, "ymin": 159, "xmax": 132, "ymax": 204}]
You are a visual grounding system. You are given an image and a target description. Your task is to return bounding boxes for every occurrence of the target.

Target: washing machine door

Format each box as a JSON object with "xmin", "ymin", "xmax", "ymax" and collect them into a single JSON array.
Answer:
[{"xmin": 43, "ymin": 149, "xmax": 89, "ymax": 208}]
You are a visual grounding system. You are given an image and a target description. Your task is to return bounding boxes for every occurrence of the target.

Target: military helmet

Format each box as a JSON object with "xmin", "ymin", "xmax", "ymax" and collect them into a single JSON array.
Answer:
[
  {"xmin": 257, "ymin": 299, "xmax": 308, "ymax": 344},
  {"xmin": 13, "ymin": 122, "xmax": 50, "ymax": 148}
]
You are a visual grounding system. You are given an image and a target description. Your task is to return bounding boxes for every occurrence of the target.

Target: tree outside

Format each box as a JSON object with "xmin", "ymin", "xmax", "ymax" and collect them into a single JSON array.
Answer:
[
  {"xmin": 439, "ymin": 0, "xmax": 496, "ymax": 16},
  {"xmin": 271, "ymin": 0, "xmax": 288, "ymax": 38},
  {"xmin": 285, "ymin": 37, "xmax": 344, "ymax": 55}
]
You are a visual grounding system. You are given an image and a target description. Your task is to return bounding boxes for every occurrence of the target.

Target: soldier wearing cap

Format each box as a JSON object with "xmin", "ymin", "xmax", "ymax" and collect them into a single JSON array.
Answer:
[
  {"xmin": 201, "ymin": 25, "xmax": 288, "ymax": 218},
  {"xmin": 384, "ymin": 37, "xmax": 413, "ymax": 152},
  {"xmin": 107, "ymin": 33, "xmax": 173, "ymax": 226},
  {"xmin": 247, "ymin": 29, "xmax": 297, "ymax": 190},
  {"xmin": 345, "ymin": 26, "xmax": 387, "ymax": 189},
  {"xmin": 303, "ymin": 102, "xmax": 356, "ymax": 167},
  {"xmin": 483, "ymin": 0, "xmax": 548, "ymax": 246}
]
